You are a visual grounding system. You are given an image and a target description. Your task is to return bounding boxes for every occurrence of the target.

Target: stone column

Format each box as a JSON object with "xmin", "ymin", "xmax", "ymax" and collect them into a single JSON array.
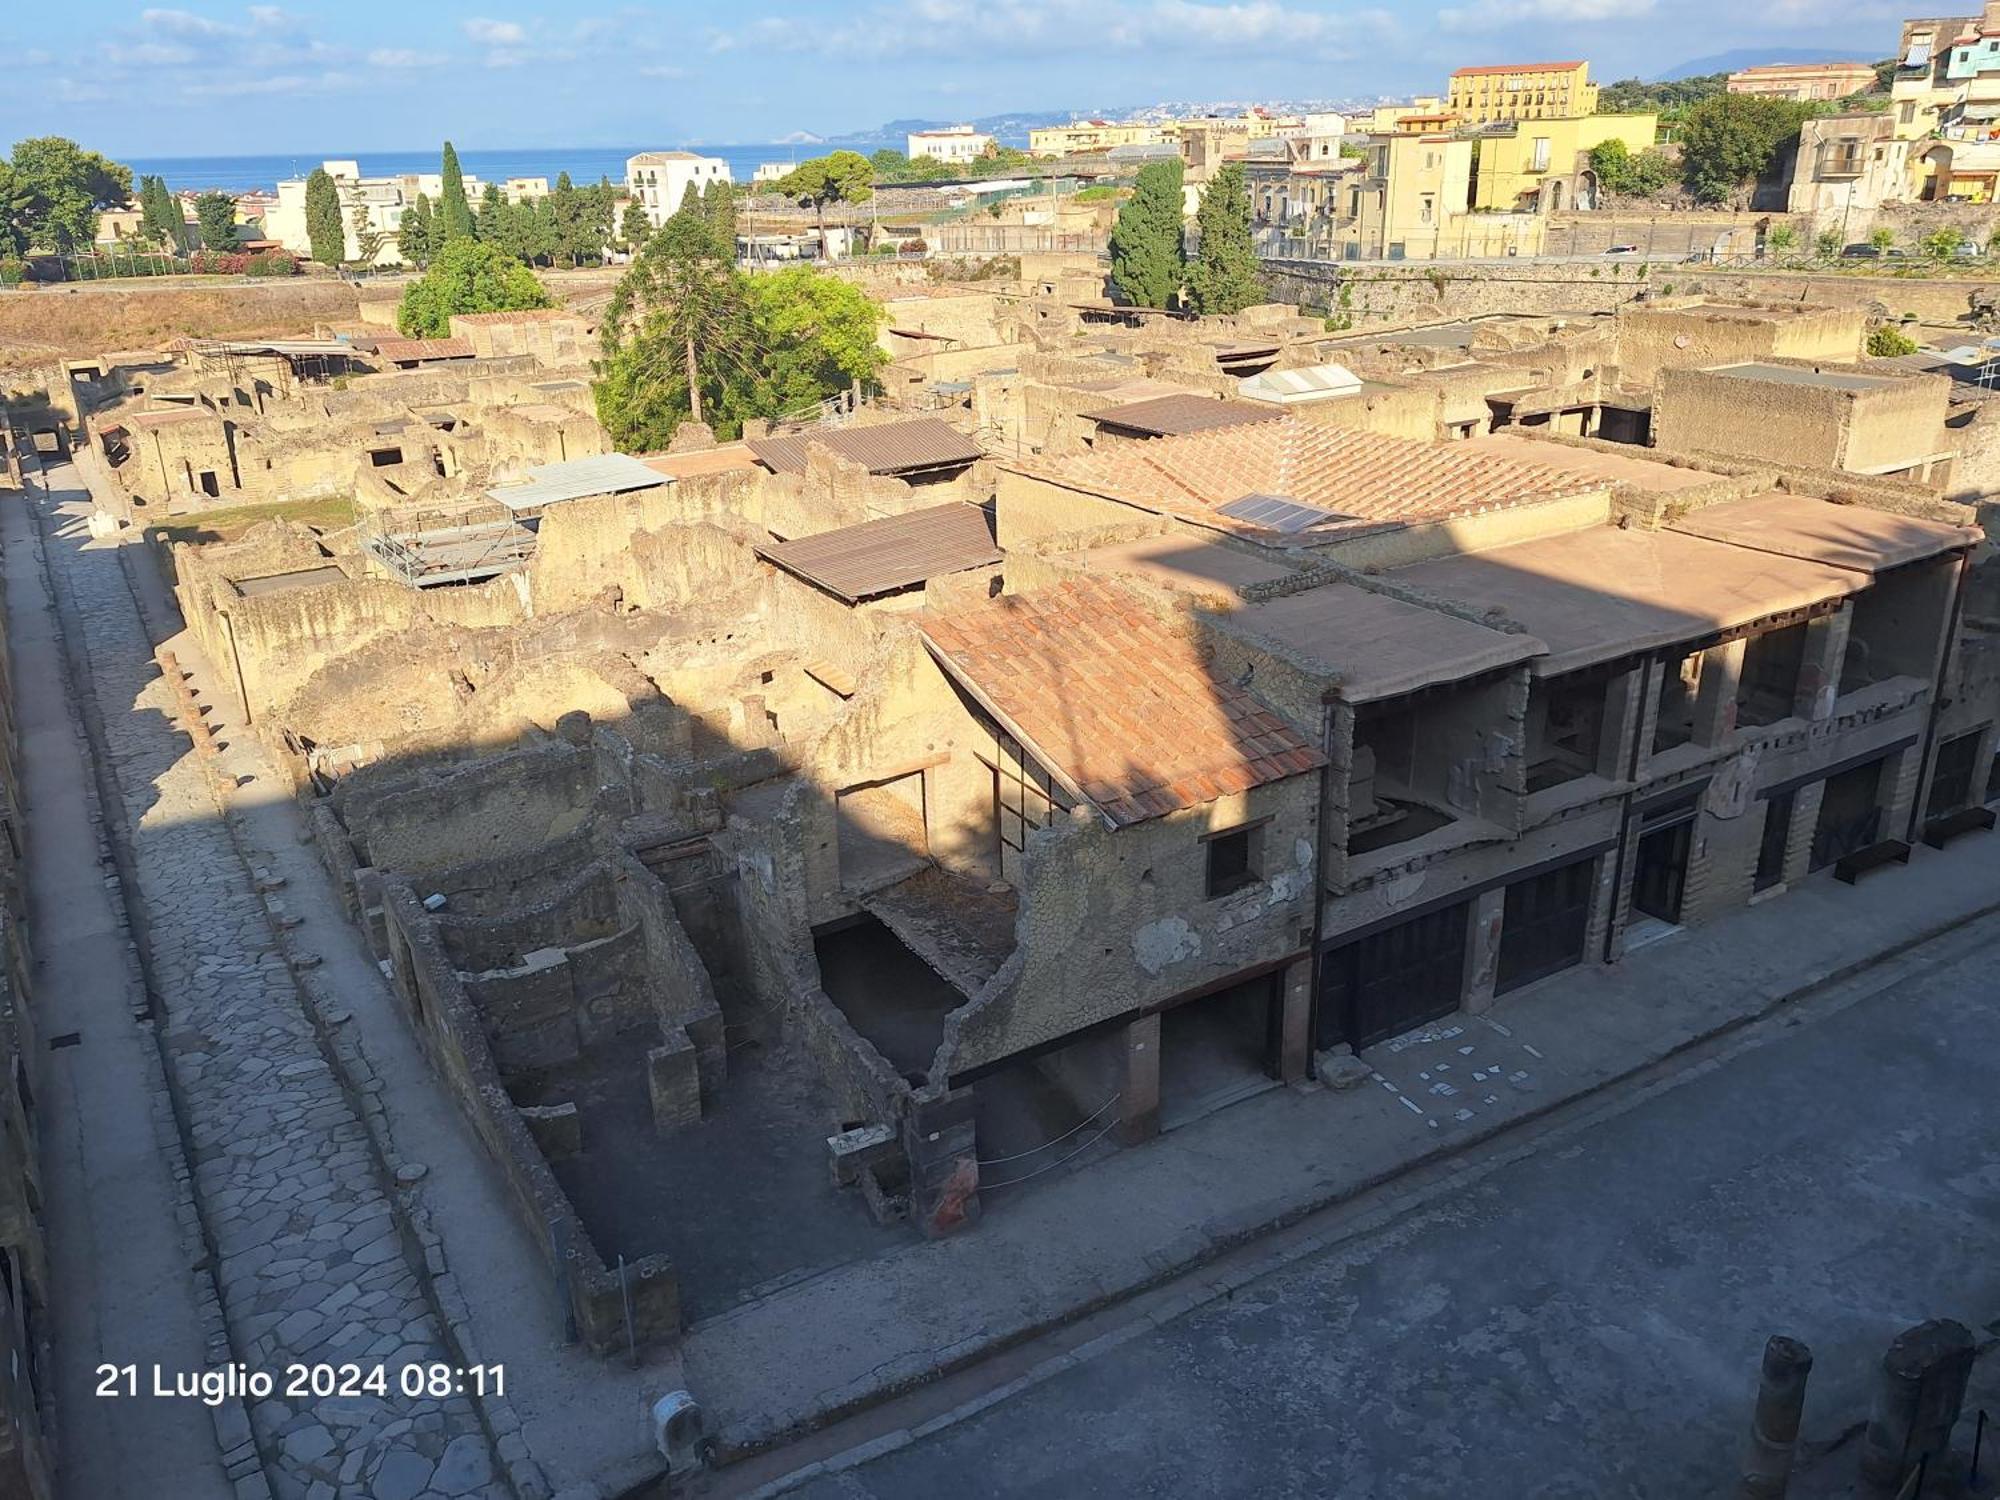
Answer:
[
  {"xmin": 1857, "ymin": 1320, "xmax": 1975, "ymax": 1499},
  {"xmin": 1738, "ymin": 1334, "xmax": 1813, "ymax": 1500},
  {"xmin": 1277, "ymin": 958, "xmax": 1312, "ymax": 1085},
  {"xmin": 904, "ymin": 1088, "xmax": 980, "ymax": 1238},
  {"xmin": 1117, "ymin": 1012, "xmax": 1162, "ymax": 1145},
  {"xmin": 1793, "ymin": 604, "xmax": 1852, "ymax": 722},
  {"xmin": 1462, "ymin": 887, "xmax": 1507, "ymax": 1013},
  {"xmin": 1695, "ymin": 637, "xmax": 1747, "ymax": 748},
  {"xmin": 1596, "ymin": 664, "xmax": 1650, "ymax": 782}
]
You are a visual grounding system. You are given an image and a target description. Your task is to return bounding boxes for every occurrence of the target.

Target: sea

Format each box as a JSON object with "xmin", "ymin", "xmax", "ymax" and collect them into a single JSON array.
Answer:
[{"xmin": 122, "ymin": 145, "xmax": 836, "ymax": 195}]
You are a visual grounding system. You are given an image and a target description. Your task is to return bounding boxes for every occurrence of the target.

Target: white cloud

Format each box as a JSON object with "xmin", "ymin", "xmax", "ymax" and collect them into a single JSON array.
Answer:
[
  {"xmin": 463, "ymin": 17, "xmax": 529, "ymax": 45},
  {"xmin": 1438, "ymin": 0, "xmax": 1653, "ymax": 31},
  {"xmin": 368, "ymin": 47, "xmax": 448, "ymax": 68},
  {"xmin": 638, "ymin": 63, "xmax": 689, "ymax": 78},
  {"xmin": 181, "ymin": 70, "xmax": 352, "ymax": 97}
]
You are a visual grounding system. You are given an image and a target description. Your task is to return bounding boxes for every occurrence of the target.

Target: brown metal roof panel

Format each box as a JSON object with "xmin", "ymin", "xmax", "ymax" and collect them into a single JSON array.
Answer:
[
  {"xmin": 1080, "ymin": 393, "xmax": 1285, "ymax": 437},
  {"xmin": 748, "ymin": 417, "xmax": 984, "ymax": 476},
  {"xmin": 755, "ymin": 501, "xmax": 1001, "ymax": 602}
]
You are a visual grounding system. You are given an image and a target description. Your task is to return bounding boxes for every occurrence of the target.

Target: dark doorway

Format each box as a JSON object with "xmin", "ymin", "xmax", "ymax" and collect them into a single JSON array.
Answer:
[
  {"xmin": 1926, "ymin": 732, "xmax": 1982, "ymax": 819},
  {"xmin": 1318, "ymin": 900, "xmax": 1469, "ymax": 1051},
  {"xmin": 1811, "ymin": 758, "xmax": 1885, "ymax": 871},
  {"xmin": 1496, "ymin": 857, "xmax": 1596, "ymax": 994},
  {"xmin": 1754, "ymin": 791, "xmax": 1795, "ymax": 892},
  {"xmin": 197, "ymin": 469, "xmax": 220, "ymax": 498},
  {"xmin": 1159, "ymin": 972, "xmax": 1283, "ymax": 1129},
  {"xmin": 1632, "ymin": 794, "xmax": 1698, "ymax": 924}
]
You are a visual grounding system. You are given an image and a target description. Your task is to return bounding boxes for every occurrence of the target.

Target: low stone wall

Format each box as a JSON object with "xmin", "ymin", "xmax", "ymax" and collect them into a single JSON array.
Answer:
[{"xmin": 379, "ymin": 882, "xmax": 681, "ymax": 1354}]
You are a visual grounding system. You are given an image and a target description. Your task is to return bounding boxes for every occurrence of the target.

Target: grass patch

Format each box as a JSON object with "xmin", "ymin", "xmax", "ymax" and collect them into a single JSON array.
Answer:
[{"xmin": 143, "ymin": 495, "xmax": 359, "ymax": 548}]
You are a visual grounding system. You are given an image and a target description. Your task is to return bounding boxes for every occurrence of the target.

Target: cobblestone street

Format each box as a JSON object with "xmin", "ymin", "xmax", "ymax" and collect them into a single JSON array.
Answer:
[{"xmin": 27, "ymin": 461, "xmax": 512, "ymax": 1500}]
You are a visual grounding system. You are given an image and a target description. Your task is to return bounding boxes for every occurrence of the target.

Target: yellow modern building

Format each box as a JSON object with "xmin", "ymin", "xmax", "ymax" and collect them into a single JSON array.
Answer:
[
  {"xmin": 1028, "ymin": 120, "xmax": 1177, "ymax": 157},
  {"xmin": 1448, "ymin": 61, "xmax": 1598, "ymax": 124},
  {"xmin": 1341, "ymin": 133, "xmax": 1546, "ymax": 260},
  {"xmin": 1471, "ymin": 113, "xmax": 1659, "ymax": 211}
]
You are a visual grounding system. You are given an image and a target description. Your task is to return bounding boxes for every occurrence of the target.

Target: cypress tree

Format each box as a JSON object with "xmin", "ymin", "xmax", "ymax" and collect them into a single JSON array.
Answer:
[
  {"xmin": 437, "ymin": 140, "xmax": 475, "ymax": 243},
  {"xmin": 398, "ymin": 193, "xmax": 435, "ymax": 267},
  {"xmin": 701, "ymin": 178, "xmax": 737, "ymax": 259},
  {"xmin": 304, "ymin": 167, "xmax": 346, "ymax": 266},
  {"xmin": 1108, "ymin": 157, "xmax": 1186, "ymax": 310},
  {"xmin": 1185, "ymin": 162, "xmax": 1265, "ymax": 316}
]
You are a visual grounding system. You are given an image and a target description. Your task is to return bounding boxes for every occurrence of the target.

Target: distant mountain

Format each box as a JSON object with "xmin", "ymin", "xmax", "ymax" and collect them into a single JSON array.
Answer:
[
  {"xmin": 824, "ymin": 109, "xmax": 1116, "ymax": 148},
  {"xmin": 1651, "ymin": 48, "xmax": 1880, "ymax": 81}
]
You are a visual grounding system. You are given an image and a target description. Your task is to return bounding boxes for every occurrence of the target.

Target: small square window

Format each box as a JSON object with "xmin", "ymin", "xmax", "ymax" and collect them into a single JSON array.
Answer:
[{"xmin": 1205, "ymin": 823, "xmax": 1263, "ymax": 899}]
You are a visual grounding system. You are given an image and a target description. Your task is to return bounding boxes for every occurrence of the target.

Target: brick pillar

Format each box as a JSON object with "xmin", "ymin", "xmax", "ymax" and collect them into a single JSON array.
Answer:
[
  {"xmin": 1782, "ymin": 780, "xmax": 1827, "ymax": 886},
  {"xmin": 1694, "ymin": 637, "xmax": 1747, "ymax": 748},
  {"xmin": 1277, "ymin": 957, "xmax": 1312, "ymax": 1084},
  {"xmin": 1596, "ymin": 665, "xmax": 1649, "ymax": 782},
  {"xmin": 1117, "ymin": 1012, "xmax": 1161, "ymax": 1145},
  {"xmin": 1462, "ymin": 887, "xmax": 1507, "ymax": 1013},
  {"xmin": 1879, "ymin": 744, "xmax": 1923, "ymax": 844},
  {"xmin": 904, "ymin": 1088, "xmax": 979, "ymax": 1238},
  {"xmin": 1793, "ymin": 604, "xmax": 1852, "ymax": 722}
]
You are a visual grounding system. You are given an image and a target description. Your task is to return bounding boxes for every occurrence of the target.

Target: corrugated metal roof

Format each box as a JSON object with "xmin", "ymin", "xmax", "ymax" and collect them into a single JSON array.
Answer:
[
  {"xmin": 486, "ymin": 453, "xmax": 670, "ymax": 512},
  {"xmin": 1079, "ymin": 392, "xmax": 1284, "ymax": 437},
  {"xmin": 1237, "ymin": 363, "xmax": 1363, "ymax": 405},
  {"xmin": 747, "ymin": 417, "xmax": 984, "ymax": 476},
  {"xmin": 755, "ymin": 502, "xmax": 1000, "ymax": 603}
]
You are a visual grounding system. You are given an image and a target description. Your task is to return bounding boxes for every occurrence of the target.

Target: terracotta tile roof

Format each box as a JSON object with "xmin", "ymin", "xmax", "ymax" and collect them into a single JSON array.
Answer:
[
  {"xmin": 1451, "ymin": 60, "xmax": 1586, "ymax": 75},
  {"xmin": 756, "ymin": 501, "xmax": 1001, "ymax": 603},
  {"xmin": 920, "ymin": 577, "xmax": 1323, "ymax": 829},
  {"xmin": 1080, "ymin": 392, "xmax": 1285, "ymax": 438},
  {"xmin": 1010, "ymin": 417, "xmax": 1604, "ymax": 539},
  {"xmin": 373, "ymin": 337, "xmax": 473, "ymax": 362},
  {"xmin": 749, "ymin": 417, "xmax": 984, "ymax": 477}
]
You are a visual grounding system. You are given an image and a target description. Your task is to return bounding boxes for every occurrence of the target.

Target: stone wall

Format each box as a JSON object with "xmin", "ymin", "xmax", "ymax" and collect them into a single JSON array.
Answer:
[{"xmin": 0, "ymin": 280, "xmax": 362, "ymax": 371}]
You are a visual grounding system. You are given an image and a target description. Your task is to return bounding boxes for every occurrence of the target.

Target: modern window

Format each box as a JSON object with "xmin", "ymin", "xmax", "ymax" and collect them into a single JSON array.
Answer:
[{"xmin": 1204, "ymin": 822, "xmax": 1264, "ymax": 899}]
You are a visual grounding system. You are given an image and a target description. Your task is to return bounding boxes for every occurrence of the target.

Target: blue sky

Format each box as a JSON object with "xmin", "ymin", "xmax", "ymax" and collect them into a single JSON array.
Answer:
[{"xmin": 5, "ymin": 1, "xmax": 1894, "ymax": 157}]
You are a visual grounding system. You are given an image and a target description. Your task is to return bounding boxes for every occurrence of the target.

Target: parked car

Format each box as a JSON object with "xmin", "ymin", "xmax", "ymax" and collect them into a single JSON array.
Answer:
[
  {"xmin": 1842, "ymin": 243, "xmax": 1911, "ymax": 259},
  {"xmin": 1601, "ymin": 244, "xmax": 1641, "ymax": 255}
]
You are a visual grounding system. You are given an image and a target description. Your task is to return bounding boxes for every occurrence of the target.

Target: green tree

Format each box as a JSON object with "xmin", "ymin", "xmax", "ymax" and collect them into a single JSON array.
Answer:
[
  {"xmin": 304, "ymin": 167, "xmax": 345, "ymax": 265},
  {"xmin": 350, "ymin": 205, "xmax": 389, "ymax": 266},
  {"xmin": 398, "ymin": 193, "xmax": 435, "ymax": 268},
  {"xmin": 395, "ymin": 237, "xmax": 552, "ymax": 337},
  {"xmin": 1108, "ymin": 156, "xmax": 1186, "ymax": 309},
  {"xmin": 725, "ymin": 266, "xmax": 886, "ymax": 424},
  {"xmin": 7, "ymin": 136, "xmax": 134, "ymax": 252},
  {"xmin": 1815, "ymin": 227, "xmax": 1843, "ymax": 258},
  {"xmin": 1676, "ymin": 94, "xmax": 1820, "ymax": 205},
  {"xmin": 194, "ymin": 191, "xmax": 238, "ymax": 251},
  {"xmin": 550, "ymin": 171, "xmax": 591, "ymax": 267},
  {"xmin": 702, "ymin": 178, "xmax": 737, "ymax": 260},
  {"xmin": 586, "ymin": 176, "xmax": 618, "ymax": 262},
  {"xmin": 138, "ymin": 175, "xmax": 179, "ymax": 247},
  {"xmin": 1922, "ymin": 226, "xmax": 1967, "ymax": 259},
  {"xmin": 596, "ymin": 210, "xmax": 746, "ymax": 437},
  {"xmin": 1765, "ymin": 224, "xmax": 1796, "ymax": 256},
  {"xmin": 437, "ymin": 140, "xmax": 475, "ymax": 244},
  {"xmin": 1589, "ymin": 139, "xmax": 1676, "ymax": 198},
  {"xmin": 1867, "ymin": 324, "xmax": 1918, "ymax": 356},
  {"xmin": 619, "ymin": 199, "xmax": 652, "ymax": 253},
  {"xmin": 776, "ymin": 151, "xmax": 874, "ymax": 261},
  {"xmin": 1185, "ymin": 162, "xmax": 1264, "ymax": 316},
  {"xmin": 1869, "ymin": 225, "xmax": 1896, "ymax": 249},
  {"xmin": 1598, "ymin": 72, "xmax": 1729, "ymax": 122}
]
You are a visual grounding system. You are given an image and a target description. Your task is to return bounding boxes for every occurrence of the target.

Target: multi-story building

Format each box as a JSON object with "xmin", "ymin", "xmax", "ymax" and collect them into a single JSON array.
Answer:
[
  {"xmin": 625, "ymin": 151, "xmax": 732, "ymax": 229},
  {"xmin": 1340, "ymin": 133, "xmax": 1545, "ymax": 259},
  {"xmin": 267, "ymin": 160, "xmax": 525, "ymax": 265},
  {"xmin": 907, "ymin": 127, "xmax": 994, "ymax": 164},
  {"xmin": 1448, "ymin": 61, "xmax": 1598, "ymax": 124},
  {"xmin": 1471, "ymin": 112, "xmax": 1659, "ymax": 212},
  {"xmin": 1893, "ymin": 15, "xmax": 1978, "ymax": 142},
  {"xmin": 1028, "ymin": 120, "xmax": 1177, "ymax": 157},
  {"xmin": 1357, "ymin": 98, "xmax": 1450, "ymax": 133},
  {"xmin": 1789, "ymin": 114, "xmax": 1914, "ymax": 229},
  {"xmin": 1726, "ymin": 61, "xmax": 1877, "ymax": 101}
]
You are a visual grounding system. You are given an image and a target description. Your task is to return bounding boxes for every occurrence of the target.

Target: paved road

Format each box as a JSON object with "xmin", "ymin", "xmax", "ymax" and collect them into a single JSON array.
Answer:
[{"xmin": 792, "ymin": 916, "xmax": 2000, "ymax": 1499}]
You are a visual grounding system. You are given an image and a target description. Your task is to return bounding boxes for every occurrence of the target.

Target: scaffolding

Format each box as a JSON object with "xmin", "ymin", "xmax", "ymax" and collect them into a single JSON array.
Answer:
[{"xmin": 358, "ymin": 500, "xmax": 538, "ymax": 588}]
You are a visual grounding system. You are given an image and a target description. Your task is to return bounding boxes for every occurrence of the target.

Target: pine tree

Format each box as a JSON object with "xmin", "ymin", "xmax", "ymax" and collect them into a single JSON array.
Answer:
[
  {"xmin": 620, "ymin": 199, "xmax": 652, "ymax": 253},
  {"xmin": 304, "ymin": 167, "xmax": 346, "ymax": 266},
  {"xmin": 398, "ymin": 193, "xmax": 435, "ymax": 268},
  {"xmin": 1108, "ymin": 157, "xmax": 1186, "ymax": 309},
  {"xmin": 194, "ymin": 191, "xmax": 238, "ymax": 250},
  {"xmin": 138, "ymin": 175, "xmax": 173, "ymax": 246},
  {"xmin": 437, "ymin": 141, "xmax": 475, "ymax": 244},
  {"xmin": 1185, "ymin": 162, "xmax": 1264, "ymax": 317},
  {"xmin": 701, "ymin": 178, "xmax": 737, "ymax": 260}
]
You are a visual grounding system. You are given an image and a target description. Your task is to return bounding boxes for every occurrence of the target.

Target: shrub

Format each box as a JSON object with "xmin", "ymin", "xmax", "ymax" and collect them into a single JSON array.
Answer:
[
  {"xmin": 1867, "ymin": 325, "xmax": 1918, "ymax": 357},
  {"xmin": 0, "ymin": 257, "xmax": 23, "ymax": 286},
  {"xmin": 1922, "ymin": 227, "xmax": 1968, "ymax": 260}
]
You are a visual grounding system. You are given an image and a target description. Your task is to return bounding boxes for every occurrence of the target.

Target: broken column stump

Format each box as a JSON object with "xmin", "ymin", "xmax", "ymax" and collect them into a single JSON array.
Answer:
[
  {"xmin": 1857, "ymin": 1318, "xmax": 1976, "ymax": 1499},
  {"xmin": 1738, "ymin": 1334, "xmax": 1813, "ymax": 1500}
]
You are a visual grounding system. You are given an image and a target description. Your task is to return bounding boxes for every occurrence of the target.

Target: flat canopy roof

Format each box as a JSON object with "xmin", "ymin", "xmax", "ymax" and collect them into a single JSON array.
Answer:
[
  {"xmin": 486, "ymin": 452, "xmax": 669, "ymax": 512},
  {"xmin": 748, "ymin": 417, "xmax": 983, "ymax": 477},
  {"xmin": 1079, "ymin": 392, "xmax": 1284, "ymax": 437},
  {"xmin": 638, "ymin": 443, "xmax": 764, "ymax": 480},
  {"xmin": 1707, "ymin": 362, "xmax": 1898, "ymax": 393},
  {"xmin": 1393, "ymin": 526, "xmax": 1871, "ymax": 675},
  {"xmin": 755, "ymin": 501, "xmax": 1000, "ymax": 603},
  {"xmin": 1668, "ymin": 493, "xmax": 1980, "ymax": 573},
  {"xmin": 1232, "ymin": 582, "xmax": 1544, "ymax": 702}
]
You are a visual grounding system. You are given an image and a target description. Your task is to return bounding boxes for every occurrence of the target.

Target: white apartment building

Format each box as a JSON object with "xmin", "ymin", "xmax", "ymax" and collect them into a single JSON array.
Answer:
[
  {"xmin": 907, "ymin": 126, "xmax": 994, "ymax": 164},
  {"xmin": 265, "ymin": 159, "xmax": 552, "ymax": 266},
  {"xmin": 625, "ymin": 151, "xmax": 732, "ymax": 228}
]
